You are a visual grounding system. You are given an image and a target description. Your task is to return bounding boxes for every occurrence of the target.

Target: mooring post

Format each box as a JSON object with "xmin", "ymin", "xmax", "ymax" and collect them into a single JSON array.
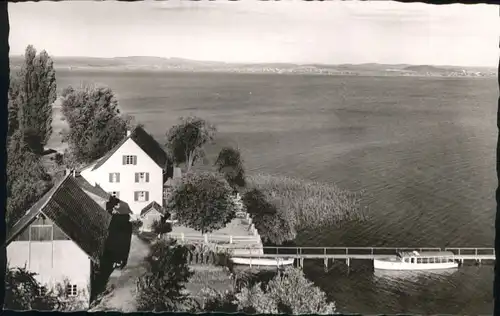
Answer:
[
  {"xmin": 346, "ymin": 258, "xmax": 350, "ymax": 268},
  {"xmin": 324, "ymin": 258, "xmax": 328, "ymax": 272}
]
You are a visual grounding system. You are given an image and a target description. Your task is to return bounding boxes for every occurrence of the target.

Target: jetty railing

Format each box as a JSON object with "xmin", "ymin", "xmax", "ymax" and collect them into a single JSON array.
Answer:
[{"xmin": 214, "ymin": 246, "xmax": 495, "ymax": 258}]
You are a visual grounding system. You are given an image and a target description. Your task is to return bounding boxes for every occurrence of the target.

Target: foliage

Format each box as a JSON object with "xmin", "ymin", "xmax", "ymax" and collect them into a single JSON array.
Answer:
[
  {"xmin": 246, "ymin": 174, "xmax": 365, "ymax": 232},
  {"xmin": 234, "ymin": 267, "xmax": 336, "ymax": 314},
  {"xmin": 214, "ymin": 146, "xmax": 246, "ymax": 190},
  {"xmin": 7, "ymin": 130, "xmax": 53, "ymax": 229},
  {"xmin": 4, "ymin": 267, "xmax": 89, "ymax": 311},
  {"xmin": 9, "ymin": 45, "xmax": 57, "ymax": 150},
  {"xmin": 8, "ymin": 75, "xmax": 21, "ymax": 136},
  {"xmin": 130, "ymin": 219, "xmax": 143, "ymax": 234},
  {"xmin": 136, "ymin": 238, "xmax": 195, "ymax": 312},
  {"xmin": 165, "ymin": 116, "xmax": 216, "ymax": 172},
  {"xmin": 201, "ymin": 288, "xmax": 238, "ymax": 312},
  {"xmin": 242, "ymin": 188, "xmax": 295, "ymax": 245},
  {"xmin": 166, "ymin": 172, "xmax": 237, "ymax": 234},
  {"xmin": 151, "ymin": 217, "xmax": 173, "ymax": 236},
  {"xmin": 5, "ymin": 266, "xmax": 59, "ymax": 310},
  {"xmin": 60, "ymin": 84, "xmax": 129, "ymax": 164}
]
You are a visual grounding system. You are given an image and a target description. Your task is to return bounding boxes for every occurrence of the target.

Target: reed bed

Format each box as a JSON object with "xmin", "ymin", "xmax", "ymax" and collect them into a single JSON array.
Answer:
[{"xmin": 246, "ymin": 173, "xmax": 365, "ymax": 232}]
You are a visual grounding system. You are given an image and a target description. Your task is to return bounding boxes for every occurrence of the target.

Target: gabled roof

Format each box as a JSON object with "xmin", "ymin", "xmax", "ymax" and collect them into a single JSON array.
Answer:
[
  {"xmin": 74, "ymin": 176, "xmax": 133, "ymax": 215},
  {"xmin": 5, "ymin": 175, "xmax": 112, "ymax": 265},
  {"xmin": 90, "ymin": 126, "xmax": 168, "ymax": 171},
  {"xmin": 140, "ymin": 201, "xmax": 164, "ymax": 217}
]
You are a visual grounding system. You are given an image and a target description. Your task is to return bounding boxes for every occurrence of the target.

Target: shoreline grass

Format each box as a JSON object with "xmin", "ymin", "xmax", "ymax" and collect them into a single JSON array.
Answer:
[{"xmin": 246, "ymin": 173, "xmax": 366, "ymax": 234}]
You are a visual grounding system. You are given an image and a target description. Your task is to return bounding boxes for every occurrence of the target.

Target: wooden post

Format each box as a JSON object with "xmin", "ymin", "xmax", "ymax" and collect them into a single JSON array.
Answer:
[
  {"xmin": 229, "ymin": 236, "xmax": 233, "ymax": 244},
  {"xmin": 204, "ymin": 234, "xmax": 208, "ymax": 243},
  {"xmin": 324, "ymin": 258, "xmax": 328, "ymax": 271},
  {"xmin": 346, "ymin": 258, "xmax": 350, "ymax": 267},
  {"xmin": 181, "ymin": 232, "xmax": 185, "ymax": 242}
]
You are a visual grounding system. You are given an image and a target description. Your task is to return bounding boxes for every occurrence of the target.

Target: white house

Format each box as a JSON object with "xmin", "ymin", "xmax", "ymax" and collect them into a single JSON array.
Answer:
[
  {"xmin": 5, "ymin": 174, "xmax": 113, "ymax": 308},
  {"xmin": 79, "ymin": 126, "xmax": 169, "ymax": 217}
]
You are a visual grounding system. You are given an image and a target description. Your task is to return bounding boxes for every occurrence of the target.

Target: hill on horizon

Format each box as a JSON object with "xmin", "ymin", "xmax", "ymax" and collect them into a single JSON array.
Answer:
[{"xmin": 8, "ymin": 55, "xmax": 496, "ymax": 74}]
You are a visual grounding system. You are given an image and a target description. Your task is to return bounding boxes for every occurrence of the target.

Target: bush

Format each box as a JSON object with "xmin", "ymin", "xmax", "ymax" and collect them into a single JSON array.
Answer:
[
  {"xmin": 234, "ymin": 267, "xmax": 336, "ymax": 314},
  {"xmin": 130, "ymin": 219, "xmax": 143, "ymax": 234},
  {"xmin": 136, "ymin": 238, "xmax": 195, "ymax": 312},
  {"xmin": 242, "ymin": 188, "xmax": 295, "ymax": 245}
]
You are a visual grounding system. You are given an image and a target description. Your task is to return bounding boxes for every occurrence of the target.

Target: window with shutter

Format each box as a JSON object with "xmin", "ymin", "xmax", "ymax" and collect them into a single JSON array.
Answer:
[
  {"xmin": 145, "ymin": 191, "xmax": 149, "ymax": 201},
  {"xmin": 134, "ymin": 192, "xmax": 139, "ymax": 201},
  {"xmin": 116, "ymin": 173, "xmax": 120, "ymax": 183},
  {"xmin": 135, "ymin": 173, "xmax": 139, "ymax": 183},
  {"xmin": 146, "ymin": 173, "xmax": 150, "ymax": 182},
  {"xmin": 124, "ymin": 155, "xmax": 137, "ymax": 165},
  {"xmin": 109, "ymin": 173, "xmax": 113, "ymax": 182}
]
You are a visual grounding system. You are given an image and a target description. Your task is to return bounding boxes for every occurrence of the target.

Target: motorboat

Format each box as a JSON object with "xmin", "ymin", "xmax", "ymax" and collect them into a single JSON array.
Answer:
[
  {"xmin": 230, "ymin": 257, "xmax": 295, "ymax": 267},
  {"xmin": 373, "ymin": 250, "xmax": 459, "ymax": 270}
]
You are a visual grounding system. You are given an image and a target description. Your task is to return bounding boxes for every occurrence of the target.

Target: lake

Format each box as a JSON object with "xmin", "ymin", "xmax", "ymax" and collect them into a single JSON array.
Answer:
[{"xmin": 51, "ymin": 70, "xmax": 497, "ymax": 314}]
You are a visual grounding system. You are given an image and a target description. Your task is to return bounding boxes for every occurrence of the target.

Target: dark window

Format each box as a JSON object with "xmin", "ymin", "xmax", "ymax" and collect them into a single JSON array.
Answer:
[
  {"xmin": 30, "ymin": 225, "xmax": 53, "ymax": 242},
  {"xmin": 123, "ymin": 155, "xmax": 137, "ymax": 165},
  {"xmin": 66, "ymin": 284, "xmax": 77, "ymax": 297},
  {"xmin": 38, "ymin": 286, "xmax": 47, "ymax": 297}
]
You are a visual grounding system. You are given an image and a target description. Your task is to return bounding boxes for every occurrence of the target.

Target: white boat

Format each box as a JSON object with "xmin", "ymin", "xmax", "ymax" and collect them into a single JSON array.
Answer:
[
  {"xmin": 230, "ymin": 257, "xmax": 295, "ymax": 267},
  {"xmin": 373, "ymin": 250, "xmax": 459, "ymax": 271}
]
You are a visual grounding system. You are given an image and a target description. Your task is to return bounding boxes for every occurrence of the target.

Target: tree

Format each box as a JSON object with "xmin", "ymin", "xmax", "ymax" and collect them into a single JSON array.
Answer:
[
  {"xmin": 5, "ymin": 266, "xmax": 88, "ymax": 311},
  {"xmin": 234, "ymin": 267, "xmax": 336, "ymax": 314},
  {"xmin": 60, "ymin": 84, "xmax": 130, "ymax": 164},
  {"xmin": 136, "ymin": 239, "xmax": 195, "ymax": 312},
  {"xmin": 242, "ymin": 189, "xmax": 295, "ymax": 245},
  {"xmin": 8, "ymin": 75, "xmax": 21, "ymax": 136},
  {"xmin": 5, "ymin": 266, "xmax": 59, "ymax": 310},
  {"xmin": 165, "ymin": 116, "xmax": 216, "ymax": 172},
  {"xmin": 215, "ymin": 146, "xmax": 246, "ymax": 190},
  {"xmin": 12, "ymin": 45, "xmax": 57, "ymax": 151},
  {"xmin": 166, "ymin": 172, "xmax": 237, "ymax": 235},
  {"xmin": 151, "ymin": 212, "xmax": 173, "ymax": 238},
  {"xmin": 7, "ymin": 130, "xmax": 52, "ymax": 229}
]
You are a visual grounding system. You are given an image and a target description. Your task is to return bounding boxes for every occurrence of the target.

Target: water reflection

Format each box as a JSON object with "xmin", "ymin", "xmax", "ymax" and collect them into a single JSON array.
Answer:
[{"xmin": 373, "ymin": 268, "xmax": 458, "ymax": 283}]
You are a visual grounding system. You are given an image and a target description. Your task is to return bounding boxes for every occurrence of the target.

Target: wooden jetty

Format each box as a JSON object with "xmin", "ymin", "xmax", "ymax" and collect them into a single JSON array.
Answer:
[{"xmin": 216, "ymin": 246, "xmax": 496, "ymax": 270}]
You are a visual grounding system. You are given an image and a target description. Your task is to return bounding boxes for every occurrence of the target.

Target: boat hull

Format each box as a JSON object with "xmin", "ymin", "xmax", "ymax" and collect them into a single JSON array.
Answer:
[
  {"xmin": 230, "ymin": 257, "xmax": 295, "ymax": 267},
  {"xmin": 374, "ymin": 257, "xmax": 459, "ymax": 270}
]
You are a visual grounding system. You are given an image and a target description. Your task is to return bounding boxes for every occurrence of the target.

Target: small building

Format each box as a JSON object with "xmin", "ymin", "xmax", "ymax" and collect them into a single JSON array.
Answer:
[
  {"xmin": 139, "ymin": 201, "xmax": 166, "ymax": 232},
  {"xmin": 79, "ymin": 126, "xmax": 169, "ymax": 216},
  {"xmin": 4, "ymin": 175, "xmax": 113, "ymax": 308}
]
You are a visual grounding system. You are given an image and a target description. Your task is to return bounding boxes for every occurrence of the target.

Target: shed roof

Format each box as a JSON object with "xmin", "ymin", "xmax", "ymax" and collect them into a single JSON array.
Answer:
[
  {"xmin": 140, "ymin": 201, "xmax": 164, "ymax": 217},
  {"xmin": 5, "ymin": 175, "xmax": 112, "ymax": 265}
]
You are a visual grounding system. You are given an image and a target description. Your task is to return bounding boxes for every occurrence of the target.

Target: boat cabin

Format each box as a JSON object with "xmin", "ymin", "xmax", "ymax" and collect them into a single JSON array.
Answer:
[{"xmin": 396, "ymin": 251, "xmax": 456, "ymax": 264}]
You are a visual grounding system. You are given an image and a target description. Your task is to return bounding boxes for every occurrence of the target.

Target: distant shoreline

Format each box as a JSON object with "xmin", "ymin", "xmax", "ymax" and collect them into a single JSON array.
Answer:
[
  {"xmin": 18, "ymin": 66, "xmax": 494, "ymax": 79},
  {"xmin": 9, "ymin": 56, "xmax": 497, "ymax": 79}
]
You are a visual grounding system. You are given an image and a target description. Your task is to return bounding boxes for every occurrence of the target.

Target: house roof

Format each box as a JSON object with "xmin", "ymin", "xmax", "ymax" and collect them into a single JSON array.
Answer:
[
  {"xmin": 5, "ymin": 175, "xmax": 112, "ymax": 265},
  {"xmin": 90, "ymin": 126, "xmax": 168, "ymax": 171},
  {"xmin": 140, "ymin": 201, "xmax": 164, "ymax": 217},
  {"xmin": 74, "ymin": 175, "xmax": 133, "ymax": 215}
]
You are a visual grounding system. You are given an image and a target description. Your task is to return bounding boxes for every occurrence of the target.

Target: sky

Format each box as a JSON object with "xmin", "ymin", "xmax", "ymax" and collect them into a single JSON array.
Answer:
[{"xmin": 8, "ymin": 1, "xmax": 499, "ymax": 67}]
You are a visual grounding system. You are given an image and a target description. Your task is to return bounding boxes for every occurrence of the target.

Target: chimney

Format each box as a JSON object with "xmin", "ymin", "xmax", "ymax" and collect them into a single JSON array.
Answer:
[{"xmin": 126, "ymin": 130, "xmax": 131, "ymax": 137}]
